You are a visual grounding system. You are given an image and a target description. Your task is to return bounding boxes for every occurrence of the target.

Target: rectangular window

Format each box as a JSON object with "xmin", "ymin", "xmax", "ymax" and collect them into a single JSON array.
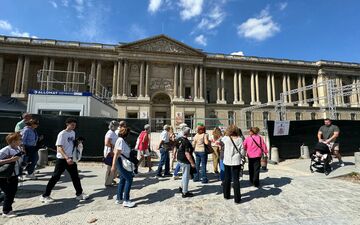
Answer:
[
  {"xmin": 295, "ymin": 112, "xmax": 301, "ymax": 121},
  {"xmin": 185, "ymin": 114, "xmax": 194, "ymax": 129},
  {"xmin": 127, "ymin": 112, "xmax": 138, "ymax": 118},
  {"xmin": 130, "ymin": 84, "xmax": 138, "ymax": 97},
  {"xmin": 228, "ymin": 111, "xmax": 234, "ymax": 125},
  {"xmin": 246, "ymin": 112, "xmax": 252, "ymax": 129},
  {"xmin": 311, "ymin": 112, "xmax": 316, "ymax": 120},
  {"xmin": 206, "ymin": 90, "xmax": 210, "ymax": 103},
  {"xmin": 336, "ymin": 113, "xmax": 340, "ymax": 120},
  {"xmin": 185, "ymin": 87, "xmax": 192, "ymax": 99},
  {"xmin": 351, "ymin": 113, "xmax": 356, "ymax": 120},
  {"xmin": 263, "ymin": 112, "xmax": 269, "ymax": 128}
]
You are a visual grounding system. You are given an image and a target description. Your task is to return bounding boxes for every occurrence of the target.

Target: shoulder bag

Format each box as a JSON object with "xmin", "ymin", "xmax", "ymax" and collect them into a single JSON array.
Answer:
[{"xmin": 203, "ymin": 134, "xmax": 214, "ymax": 154}]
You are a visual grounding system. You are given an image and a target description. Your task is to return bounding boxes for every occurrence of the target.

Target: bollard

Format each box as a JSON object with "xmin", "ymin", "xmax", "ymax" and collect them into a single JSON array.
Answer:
[
  {"xmin": 355, "ymin": 152, "xmax": 360, "ymax": 172},
  {"xmin": 302, "ymin": 146, "xmax": 310, "ymax": 159},
  {"xmin": 37, "ymin": 148, "xmax": 48, "ymax": 168},
  {"xmin": 270, "ymin": 147, "xmax": 280, "ymax": 163}
]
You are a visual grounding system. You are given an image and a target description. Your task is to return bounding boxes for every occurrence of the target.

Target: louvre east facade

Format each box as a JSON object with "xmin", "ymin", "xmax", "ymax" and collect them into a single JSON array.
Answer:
[{"xmin": 1, "ymin": 34, "xmax": 360, "ymax": 129}]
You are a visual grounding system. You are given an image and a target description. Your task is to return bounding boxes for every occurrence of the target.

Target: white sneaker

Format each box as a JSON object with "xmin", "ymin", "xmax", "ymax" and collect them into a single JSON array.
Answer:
[
  {"xmin": 339, "ymin": 162, "xmax": 345, "ymax": 167},
  {"xmin": 76, "ymin": 193, "xmax": 89, "ymax": 200},
  {"xmin": 113, "ymin": 195, "xmax": 122, "ymax": 204},
  {"xmin": 123, "ymin": 201, "xmax": 136, "ymax": 208},
  {"xmin": 2, "ymin": 211, "xmax": 16, "ymax": 218},
  {"xmin": 39, "ymin": 196, "xmax": 54, "ymax": 204},
  {"xmin": 26, "ymin": 173, "xmax": 37, "ymax": 180}
]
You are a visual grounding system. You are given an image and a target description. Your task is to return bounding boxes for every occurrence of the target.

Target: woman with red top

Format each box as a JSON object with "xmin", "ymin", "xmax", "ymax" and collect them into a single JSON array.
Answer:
[
  {"xmin": 137, "ymin": 124, "xmax": 152, "ymax": 172},
  {"xmin": 243, "ymin": 127, "xmax": 268, "ymax": 187}
]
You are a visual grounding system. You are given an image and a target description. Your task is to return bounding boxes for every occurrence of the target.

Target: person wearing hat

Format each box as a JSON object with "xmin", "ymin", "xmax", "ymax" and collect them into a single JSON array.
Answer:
[
  {"xmin": 104, "ymin": 120, "xmax": 120, "ymax": 186},
  {"xmin": 136, "ymin": 124, "xmax": 152, "ymax": 173},
  {"xmin": 156, "ymin": 125, "xmax": 172, "ymax": 177}
]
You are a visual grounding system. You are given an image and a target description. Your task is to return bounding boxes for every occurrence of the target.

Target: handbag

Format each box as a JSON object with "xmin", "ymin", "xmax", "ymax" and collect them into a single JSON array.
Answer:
[
  {"xmin": 203, "ymin": 134, "xmax": 213, "ymax": 154},
  {"xmin": 103, "ymin": 151, "xmax": 114, "ymax": 166},
  {"xmin": 0, "ymin": 162, "xmax": 16, "ymax": 178},
  {"xmin": 120, "ymin": 155, "xmax": 134, "ymax": 172}
]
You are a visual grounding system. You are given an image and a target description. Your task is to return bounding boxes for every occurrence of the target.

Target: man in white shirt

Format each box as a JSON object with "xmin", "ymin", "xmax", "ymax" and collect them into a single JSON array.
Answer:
[
  {"xmin": 40, "ymin": 118, "xmax": 88, "ymax": 203},
  {"xmin": 156, "ymin": 125, "xmax": 171, "ymax": 177}
]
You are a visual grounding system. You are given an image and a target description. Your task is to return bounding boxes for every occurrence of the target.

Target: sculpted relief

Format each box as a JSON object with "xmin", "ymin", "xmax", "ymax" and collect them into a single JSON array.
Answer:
[
  {"xmin": 131, "ymin": 39, "xmax": 189, "ymax": 54},
  {"xmin": 150, "ymin": 78, "xmax": 173, "ymax": 91}
]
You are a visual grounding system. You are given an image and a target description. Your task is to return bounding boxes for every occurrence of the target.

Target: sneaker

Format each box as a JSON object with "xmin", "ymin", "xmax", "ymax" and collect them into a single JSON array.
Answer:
[
  {"xmin": 26, "ymin": 173, "xmax": 37, "ymax": 180},
  {"xmin": 182, "ymin": 192, "xmax": 194, "ymax": 198},
  {"xmin": 113, "ymin": 195, "xmax": 123, "ymax": 204},
  {"xmin": 156, "ymin": 174, "xmax": 163, "ymax": 178},
  {"xmin": 40, "ymin": 195, "xmax": 54, "ymax": 204},
  {"xmin": 178, "ymin": 187, "xmax": 183, "ymax": 193},
  {"xmin": 123, "ymin": 201, "xmax": 136, "ymax": 208},
  {"xmin": 339, "ymin": 162, "xmax": 345, "ymax": 167},
  {"xmin": 173, "ymin": 175, "xmax": 180, "ymax": 180},
  {"xmin": 76, "ymin": 193, "xmax": 89, "ymax": 201},
  {"xmin": 164, "ymin": 173, "xmax": 173, "ymax": 177},
  {"xmin": 2, "ymin": 211, "xmax": 16, "ymax": 218}
]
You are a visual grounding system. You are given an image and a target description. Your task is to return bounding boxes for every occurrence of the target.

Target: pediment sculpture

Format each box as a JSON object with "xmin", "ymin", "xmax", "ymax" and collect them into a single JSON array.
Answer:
[{"xmin": 150, "ymin": 78, "xmax": 173, "ymax": 91}]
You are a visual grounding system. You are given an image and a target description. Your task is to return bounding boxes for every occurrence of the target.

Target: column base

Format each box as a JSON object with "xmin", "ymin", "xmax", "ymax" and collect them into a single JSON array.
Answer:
[
  {"xmin": 216, "ymin": 100, "xmax": 227, "ymax": 104},
  {"xmin": 137, "ymin": 96, "xmax": 150, "ymax": 101},
  {"xmin": 312, "ymin": 103, "xmax": 319, "ymax": 107},
  {"xmin": 351, "ymin": 104, "xmax": 360, "ymax": 108},
  {"xmin": 250, "ymin": 101, "xmax": 261, "ymax": 105},
  {"xmin": 118, "ymin": 96, "xmax": 128, "ymax": 100},
  {"xmin": 11, "ymin": 93, "xmax": 26, "ymax": 98},
  {"xmin": 233, "ymin": 101, "xmax": 245, "ymax": 105},
  {"xmin": 173, "ymin": 97, "xmax": 185, "ymax": 102},
  {"xmin": 194, "ymin": 98, "xmax": 205, "ymax": 103}
]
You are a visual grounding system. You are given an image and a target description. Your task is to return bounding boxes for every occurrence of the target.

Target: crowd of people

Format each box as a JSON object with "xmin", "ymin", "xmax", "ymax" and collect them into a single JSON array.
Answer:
[{"xmin": 0, "ymin": 113, "xmax": 345, "ymax": 217}]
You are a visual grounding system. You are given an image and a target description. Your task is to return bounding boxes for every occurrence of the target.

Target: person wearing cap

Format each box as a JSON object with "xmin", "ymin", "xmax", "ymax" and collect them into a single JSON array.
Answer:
[
  {"xmin": 156, "ymin": 125, "xmax": 172, "ymax": 177},
  {"xmin": 104, "ymin": 120, "xmax": 120, "ymax": 186},
  {"xmin": 14, "ymin": 113, "xmax": 32, "ymax": 132},
  {"xmin": 172, "ymin": 123, "xmax": 188, "ymax": 179},
  {"xmin": 136, "ymin": 124, "xmax": 152, "ymax": 173}
]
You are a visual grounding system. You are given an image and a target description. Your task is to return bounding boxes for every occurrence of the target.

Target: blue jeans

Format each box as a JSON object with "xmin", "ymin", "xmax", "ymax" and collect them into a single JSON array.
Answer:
[
  {"xmin": 194, "ymin": 152, "xmax": 208, "ymax": 183},
  {"xmin": 219, "ymin": 159, "xmax": 225, "ymax": 181},
  {"xmin": 157, "ymin": 148, "xmax": 170, "ymax": 175},
  {"xmin": 24, "ymin": 145, "xmax": 39, "ymax": 175},
  {"xmin": 116, "ymin": 158, "xmax": 133, "ymax": 201},
  {"xmin": 180, "ymin": 163, "xmax": 190, "ymax": 194},
  {"xmin": 174, "ymin": 162, "xmax": 181, "ymax": 176}
]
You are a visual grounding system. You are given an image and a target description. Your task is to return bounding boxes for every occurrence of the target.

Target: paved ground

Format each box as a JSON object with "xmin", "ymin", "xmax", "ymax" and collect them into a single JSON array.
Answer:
[{"xmin": 0, "ymin": 156, "xmax": 359, "ymax": 225}]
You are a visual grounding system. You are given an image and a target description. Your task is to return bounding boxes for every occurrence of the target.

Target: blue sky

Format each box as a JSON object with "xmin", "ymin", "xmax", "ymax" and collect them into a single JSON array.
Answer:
[{"xmin": 0, "ymin": 0, "xmax": 360, "ymax": 62}]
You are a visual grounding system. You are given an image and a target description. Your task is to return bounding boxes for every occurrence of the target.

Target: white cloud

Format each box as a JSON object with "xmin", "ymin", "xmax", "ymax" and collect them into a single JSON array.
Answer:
[
  {"xmin": 74, "ymin": 0, "xmax": 85, "ymax": 18},
  {"xmin": 197, "ymin": 5, "xmax": 225, "ymax": 30},
  {"xmin": 230, "ymin": 51, "xmax": 244, "ymax": 56},
  {"xmin": 0, "ymin": 20, "xmax": 12, "ymax": 31},
  {"xmin": 194, "ymin": 34, "xmax": 207, "ymax": 46},
  {"xmin": 148, "ymin": 0, "xmax": 163, "ymax": 14},
  {"xmin": 62, "ymin": 0, "xmax": 69, "ymax": 7},
  {"xmin": 49, "ymin": 1, "xmax": 58, "ymax": 8},
  {"xmin": 179, "ymin": 0, "xmax": 204, "ymax": 20},
  {"xmin": 279, "ymin": 2, "xmax": 288, "ymax": 11},
  {"xmin": 237, "ymin": 8, "xmax": 280, "ymax": 41}
]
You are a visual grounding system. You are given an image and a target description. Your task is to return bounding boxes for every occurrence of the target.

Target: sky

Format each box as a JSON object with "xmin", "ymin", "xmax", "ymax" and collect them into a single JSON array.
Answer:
[{"xmin": 0, "ymin": 0, "xmax": 360, "ymax": 63}]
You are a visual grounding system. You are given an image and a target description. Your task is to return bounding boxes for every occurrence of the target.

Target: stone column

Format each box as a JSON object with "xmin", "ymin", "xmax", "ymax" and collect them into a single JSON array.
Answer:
[
  {"xmin": 96, "ymin": 61, "xmax": 102, "ymax": 95},
  {"xmin": 40, "ymin": 57, "xmax": 48, "ymax": 90},
  {"xmin": 145, "ymin": 62, "xmax": 150, "ymax": 98},
  {"xmin": 250, "ymin": 71, "xmax": 256, "ymax": 104},
  {"xmin": 72, "ymin": 59, "xmax": 79, "ymax": 91},
  {"xmin": 297, "ymin": 74, "xmax": 303, "ymax": 105},
  {"xmin": 317, "ymin": 69, "xmax": 327, "ymax": 107},
  {"xmin": 199, "ymin": 66, "xmax": 204, "ymax": 100},
  {"xmin": 0, "ymin": 56, "xmax": 3, "ymax": 95},
  {"xmin": 302, "ymin": 75, "xmax": 309, "ymax": 106},
  {"xmin": 173, "ymin": 64, "xmax": 178, "ymax": 99},
  {"xmin": 339, "ymin": 77, "xmax": 345, "ymax": 106},
  {"xmin": 357, "ymin": 78, "xmax": 360, "ymax": 106},
  {"xmin": 90, "ymin": 61, "xmax": 96, "ymax": 93},
  {"xmin": 48, "ymin": 58, "xmax": 55, "ymax": 90},
  {"xmin": 287, "ymin": 74, "xmax": 292, "ymax": 103},
  {"xmin": 216, "ymin": 69, "xmax": 220, "ymax": 102},
  {"xmin": 116, "ymin": 60, "xmax": 123, "ymax": 97},
  {"xmin": 221, "ymin": 69, "xmax": 225, "ymax": 102},
  {"xmin": 179, "ymin": 64, "xmax": 183, "ymax": 99},
  {"xmin": 271, "ymin": 72, "xmax": 276, "ymax": 102},
  {"xmin": 65, "ymin": 59, "xmax": 73, "ymax": 91},
  {"xmin": 238, "ymin": 70, "xmax": 244, "ymax": 104},
  {"xmin": 139, "ymin": 61, "xmax": 145, "ymax": 97},
  {"xmin": 312, "ymin": 76, "xmax": 319, "ymax": 107},
  {"xmin": 112, "ymin": 61, "xmax": 118, "ymax": 98},
  {"xmin": 20, "ymin": 56, "xmax": 30, "ymax": 95},
  {"xmin": 350, "ymin": 77, "xmax": 358, "ymax": 107},
  {"xmin": 255, "ymin": 71, "xmax": 260, "ymax": 103},
  {"xmin": 267, "ymin": 72, "xmax": 271, "ymax": 103},
  {"xmin": 204, "ymin": 68, "xmax": 207, "ymax": 101},
  {"xmin": 194, "ymin": 65, "xmax": 198, "ymax": 100},
  {"xmin": 233, "ymin": 70, "xmax": 238, "ymax": 103},
  {"xmin": 13, "ymin": 56, "xmax": 23, "ymax": 95},
  {"xmin": 122, "ymin": 60, "xmax": 128, "ymax": 97},
  {"xmin": 282, "ymin": 74, "xmax": 287, "ymax": 103}
]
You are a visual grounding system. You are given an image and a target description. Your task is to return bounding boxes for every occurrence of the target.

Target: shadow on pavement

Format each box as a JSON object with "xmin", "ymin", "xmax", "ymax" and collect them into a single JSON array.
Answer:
[
  {"xmin": 131, "ymin": 188, "xmax": 178, "ymax": 205},
  {"xmin": 16, "ymin": 185, "xmax": 67, "ymax": 198}
]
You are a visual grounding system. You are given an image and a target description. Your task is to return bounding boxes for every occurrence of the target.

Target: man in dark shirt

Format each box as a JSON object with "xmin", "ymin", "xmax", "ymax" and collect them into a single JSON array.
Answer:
[
  {"xmin": 317, "ymin": 118, "xmax": 344, "ymax": 167},
  {"xmin": 177, "ymin": 127, "xmax": 195, "ymax": 198}
]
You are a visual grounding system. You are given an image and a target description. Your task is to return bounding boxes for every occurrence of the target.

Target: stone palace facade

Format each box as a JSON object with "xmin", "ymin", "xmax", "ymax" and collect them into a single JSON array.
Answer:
[{"xmin": 1, "ymin": 34, "xmax": 360, "ymax": 129}]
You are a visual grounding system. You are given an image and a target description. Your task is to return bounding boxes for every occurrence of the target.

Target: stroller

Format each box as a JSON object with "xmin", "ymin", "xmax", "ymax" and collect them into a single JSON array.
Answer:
[{"xmin": 310, "ymin": 142, "xmax": 333, "ymax": 175}]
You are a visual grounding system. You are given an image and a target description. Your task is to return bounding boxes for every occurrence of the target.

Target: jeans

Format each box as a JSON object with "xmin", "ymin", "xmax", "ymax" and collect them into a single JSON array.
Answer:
[
  {"xmin": 223, "ymin": 165, "xmax": 241, "ymax": 203},
  {"xmin": 194, "ymin": 152, "xmax": 208, "ymax": 183},
  {"xmin": 219, "ymin": 159, "xmax": 225, "ymax": 181},
  {"xmin": 180, "ymin": 163, "xmax": 190, "ymax": 194},
  {"xmin": 174, "ymin": 162, "xmax": 181, "ymax": 176},
  {"xmin": 43, "ymin": 159, "xmax": 83, "ymax": 197},
  {"xmin": 157, "ymin": 148, "xmax": 170, "ymax": 175},
  {"xmin": 248, "ymin": 157, "xmax": 261, "ymax": 186},
  {"xmin": 116, "ymin": 158, "xmax": 133, "ymax": 201},
  {"xmin": 24, "ymin": 145, "xmax": 39, "ymax": 175},
  {"xmin": 0, "ymin": 176, "xmax": 18, "ymax": 214}
]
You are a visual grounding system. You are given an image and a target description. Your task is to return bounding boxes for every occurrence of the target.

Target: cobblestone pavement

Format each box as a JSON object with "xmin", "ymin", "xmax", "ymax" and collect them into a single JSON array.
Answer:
[{"xmin": 1, "ymin": 156, "xmax": 359, "ymax": 225}]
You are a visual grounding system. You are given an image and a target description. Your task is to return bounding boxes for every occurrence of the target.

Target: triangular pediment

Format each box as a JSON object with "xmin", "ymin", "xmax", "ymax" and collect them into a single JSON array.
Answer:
[{"xmin": 119, "ymin": 35, "xmax": 205, "ymax": 56}]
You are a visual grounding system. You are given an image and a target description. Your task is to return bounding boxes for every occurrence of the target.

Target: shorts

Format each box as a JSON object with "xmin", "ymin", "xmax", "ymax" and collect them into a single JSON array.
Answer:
[
  {"xmin": 330, "ymin": 143, "xmax": 340, "ymax": 152},
  {"xmin": 137, "ymin": 149, "xmax": 150, "ymax": 160}
]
